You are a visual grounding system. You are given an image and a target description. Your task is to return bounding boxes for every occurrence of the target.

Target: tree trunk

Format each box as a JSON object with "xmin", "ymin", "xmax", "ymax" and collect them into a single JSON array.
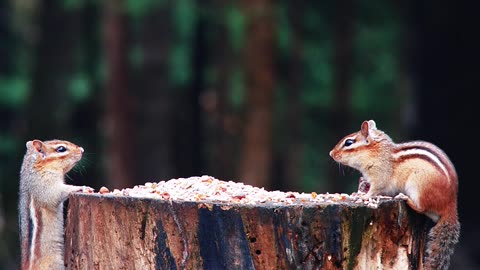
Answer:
[
  {"xmin": 173, "ymin": 6, "xmax": 204, "ymax": 178},
  {"xmin": 281, "ymin": 0, "xmax": 305, "ymax": 192},
  {"xmin": 133, "ymin": 3, "xmax": 177, "ymax": 182},
  {"xmin": 28, "ymin": 0, "xmax": 82, "ymax": 138},
  {"xmin": 103, "ymin": 0, "xmax": 136, "ymax": 188},
  {"xmin": 239, "ymin": 0, "xmax": 275, "ymax": 189},
  {"xmin": 65, "ymin": 193, "xmax": 427, "ymax": 269},
  {"xmin": 329, "ymin": 0, "xmax": 355, "ymax": 193},
  {"xmin": 208, "ymin": 0, "xmax": 238, "ymax": 181}
]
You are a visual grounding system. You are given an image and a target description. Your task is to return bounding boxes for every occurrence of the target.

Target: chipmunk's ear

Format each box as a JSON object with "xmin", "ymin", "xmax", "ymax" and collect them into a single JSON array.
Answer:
[
  {"xmin": 361, "ymin": 121, "xmax": 370, "ymax": 137},
  {"xmin": 367, "ymin": 120, "xmax": 376, "ymax": 130},
  {"xmin": 27, "ymin": 140, "xmax": 44, "ymax": 153},
  {"xmin": 361, "ymin": 120, "xmax": 377, "ymax": 137}
]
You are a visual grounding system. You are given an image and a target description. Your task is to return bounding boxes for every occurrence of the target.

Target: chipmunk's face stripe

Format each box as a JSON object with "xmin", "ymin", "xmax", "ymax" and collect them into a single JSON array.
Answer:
[
  {"xmin": 51, "ymin": 144, "xmax": 70, "ymax": 157},
  {"xmin": 393, "ymin": 148, "xmax": 450, "ymax": 182},
  {"xmin": 339, "ymin": 135, "xmax": 372, "ymax": 153}
]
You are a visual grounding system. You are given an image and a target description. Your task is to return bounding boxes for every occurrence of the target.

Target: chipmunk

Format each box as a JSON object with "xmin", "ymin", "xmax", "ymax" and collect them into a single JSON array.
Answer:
[
  {"xmin": 329, "ymin": 120, "xmax": 459, "ymax": 270},
  {"xmin": 19, "ymin": 139, "xmax": 93, "ymax": 270}
]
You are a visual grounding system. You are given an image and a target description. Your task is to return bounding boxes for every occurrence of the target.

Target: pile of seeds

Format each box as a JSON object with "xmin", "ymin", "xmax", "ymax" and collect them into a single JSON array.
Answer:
[{"xmin": 97, "ymin": 175, "xmax": 399, "ymax": 208}]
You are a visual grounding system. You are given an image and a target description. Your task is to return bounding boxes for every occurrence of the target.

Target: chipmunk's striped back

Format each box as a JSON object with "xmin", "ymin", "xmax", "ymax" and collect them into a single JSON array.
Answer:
[{"xmin": 393, "ymin": 141, "xmax": 457, "ymax": 185}]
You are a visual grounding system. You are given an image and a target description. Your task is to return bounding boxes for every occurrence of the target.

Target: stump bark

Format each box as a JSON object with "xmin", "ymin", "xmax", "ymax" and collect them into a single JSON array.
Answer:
[{"xmin": 65, "ymin": 193, "xmax": 428, "ymax": 270}]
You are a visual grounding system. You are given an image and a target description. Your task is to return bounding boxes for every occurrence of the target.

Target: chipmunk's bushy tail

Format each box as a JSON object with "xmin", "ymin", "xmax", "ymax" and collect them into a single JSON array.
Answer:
[{"xmin": 423, "ymin": 214, "xmax": 460, "ymax": 270}]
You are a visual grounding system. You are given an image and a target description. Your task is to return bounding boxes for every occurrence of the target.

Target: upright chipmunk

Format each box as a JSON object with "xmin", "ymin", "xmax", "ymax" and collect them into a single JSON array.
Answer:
[
  {"xmin": 19, "ymin": 139, "xmax": 92, "ymax": 270},
  {"xmin": 329, "ymin": 120, "xmax": 459, "ymax": 270}
]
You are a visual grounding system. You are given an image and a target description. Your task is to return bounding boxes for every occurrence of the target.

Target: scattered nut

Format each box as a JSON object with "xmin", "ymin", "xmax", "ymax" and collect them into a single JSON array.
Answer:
[
  {"xmin": 99, "ymin": 186, "xmax": 109, "ymax": 194},
  {"xmin": 81, "ymin": 186, "xmax": 95, "ymax": 193}
]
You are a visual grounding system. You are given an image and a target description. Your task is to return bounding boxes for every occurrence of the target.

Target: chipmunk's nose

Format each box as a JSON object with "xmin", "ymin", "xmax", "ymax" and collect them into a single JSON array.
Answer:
[
  {"xmin": 329, "ymin": 150, "xmax": 339, "ymax": 160},
  {"xmin": 79, "ymin": 147, "xmax": 84, "ymax": 153}
]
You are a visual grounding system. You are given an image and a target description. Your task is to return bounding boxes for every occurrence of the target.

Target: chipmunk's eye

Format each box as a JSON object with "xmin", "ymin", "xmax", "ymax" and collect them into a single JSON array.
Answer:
[
  {"xmin": 344, "ymin": 139, "xmax": 355, "ymax": 147},
  {"xmin": 56, "ymin": 146, "xmax": 67, "ymax": 153}
]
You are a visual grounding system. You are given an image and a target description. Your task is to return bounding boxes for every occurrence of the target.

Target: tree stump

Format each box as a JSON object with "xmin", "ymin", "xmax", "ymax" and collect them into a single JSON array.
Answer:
[{"xmin": 65, "ymin": 177, "xmax": 428, "ymax": 270}]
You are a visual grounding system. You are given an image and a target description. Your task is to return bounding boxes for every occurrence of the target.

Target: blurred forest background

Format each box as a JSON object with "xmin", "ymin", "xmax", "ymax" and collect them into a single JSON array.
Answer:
[{"xmin": 0, "ymin": 0, "xmax": 479, "ymax": 269}]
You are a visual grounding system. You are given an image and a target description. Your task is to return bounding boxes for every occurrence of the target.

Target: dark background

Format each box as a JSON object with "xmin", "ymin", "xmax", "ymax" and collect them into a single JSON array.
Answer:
[{"xmin": 1, "ymin": 0, "xmax": 479, "ymax": 268}]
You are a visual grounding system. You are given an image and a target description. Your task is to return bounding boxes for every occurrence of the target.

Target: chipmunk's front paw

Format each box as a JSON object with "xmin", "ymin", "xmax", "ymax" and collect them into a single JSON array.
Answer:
[
  {"xmin": 79, "ymin": 186, "xmax": 95, "ymax": 193},
  {"xmin": 358, "ymin": 177, "xmax": 370, "ymax": 194},
  {"xmin": 394, "ymin": 193, "xmax": 409, "ymax": 200}
]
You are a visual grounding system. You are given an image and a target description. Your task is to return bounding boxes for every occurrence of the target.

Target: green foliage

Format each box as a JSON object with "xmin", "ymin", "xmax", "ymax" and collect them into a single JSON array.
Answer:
[
  {"xmin": 0, "ymin": 133, "xmax": 18, "ymax": 157},
  {"xmin": 169, "ymin": 44, "xmax": 192, "ymax": 87},
  {"xmin": 169, "ymin": 0, "xmax": 197, "ymax": 87},
  {"xmin": 352, "ymin": 3, "xmax": 402, "ymax": 116},
  {"xmin": 126, "ymin": 0, "xmax": 165, "ymax": 18},
  {"xmin": 62, "ymin": 0, "xmax": 86, "ymax": 11},
  {"xmin": 276, "ymin": 5, "xmax": 291, "ymax": 52},
  {"xmin": 173, "ymin": 0, "xmax": 196, "ymax": 40},
  {"xmin": 226, "ymin": 6, "xmax": 246, "ymax": 53},
  {"xmin": 68, "ymin": 73, "xmax": 91, "ymax": 102},
  {"xmin": 303, "ymin": 4, "xmax": 332, "ymax": 36},
  {"xmin": 230, "ymin": 67, "xmax": 245, "ymax": 109},
  {"xmin": 130, "ymin": 45, "xmax": 144, "ymax": 70},
  {"xmin": 302, "ymin": 43, "xmax": 333, "ymax": 109},
  {"xmin": 0, "ymin": 77, "xmax": 30, "ymax": 107}
]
